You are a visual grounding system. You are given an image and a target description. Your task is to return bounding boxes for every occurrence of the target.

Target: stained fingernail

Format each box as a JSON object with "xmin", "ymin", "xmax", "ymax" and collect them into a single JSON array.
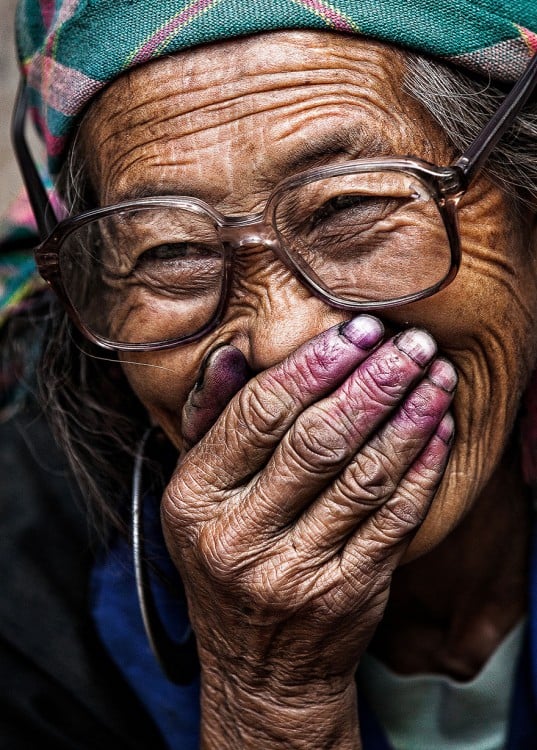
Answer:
[
  {"xmin": 182, "ymin": 344, "xmax": 251, "ymax": 450},
  {"xmin": 436, "ymin": 412, "xmax": 455, "ymax": 445},
  {"xmin": 339, "ymin": 315, "xmax": 384, "ymax": 350},
  {"xmin": 428, "ymin": 358, "xmax": 458, "ymax": 393},
  {"xmin": 394, "ymin": 328, "xmax": 436, "ymax": 366},
  {"xmin": 194, "ymin": 344, "xmax": 225, "ymax": 391}
]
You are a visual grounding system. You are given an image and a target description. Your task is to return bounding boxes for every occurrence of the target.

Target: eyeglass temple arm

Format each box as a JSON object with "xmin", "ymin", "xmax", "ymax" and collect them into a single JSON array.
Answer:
[
  {"xmin": 11, "ymin": 79, "xmax": 58, "ymax": 239},
  {"xmin": 453, "ymin": 52, "xmax": 537, "ymax": 187}
]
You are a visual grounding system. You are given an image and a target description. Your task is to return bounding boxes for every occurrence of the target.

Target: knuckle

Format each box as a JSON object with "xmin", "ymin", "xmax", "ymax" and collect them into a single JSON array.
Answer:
[
  {"xmin": 333, "ymin": 351, "xmax": 411, "ymax": 426},
  {"xmin": 197, "ymin": 523, "xmax": 241, "ymax": 584},
  {"xmin": 230, "ymin": 560, "xmax": 303, "ymax": 619},
  {"xmin": 341, "ymin": 451, "xmax": 397, "ymax": 505},
  {"xmin": 286, "ymin": 413, "xmax": 349, "ymax": 471},
  {"xmin": 161, "ymin": 473, "xmax": 199, "ymax": 526},
  {"xmin": 236, "ymin": 381, "xmax": 288, "ymax": 442},
  {"xmin": 337, "ymin": 548, "xmax": 392, "ymax": 603},
  {"xmin": 385, "ymin": 496, "xmax": 424, "ymax": 527},
  {"xmin": 283, "ymin": 336, "xmax": 345, "ymax": 394},
  {"xmin": 399, "ymin": 386, "xmax": 444, "ymax": 430},
  {"xmin": 371, "ymin": 495, "xmax": 425, "ymax": 540},
  {"xmin": 298, "ymin": 344, "xmax": 339, "ymax": 387},
  {"xmin": 375, "ymin": 429, "xmax": 424, "ymax": 470},
  {"xmin": 257, "ymin": 562, "xmax": 299, "ymax": 611},
  {"xmin": 359, "ymin": 351, "xmax": 410, "ymax": 403},
  {"xmin": 395, "ymin": 460, "xmax": 445, "ymax": 511}
]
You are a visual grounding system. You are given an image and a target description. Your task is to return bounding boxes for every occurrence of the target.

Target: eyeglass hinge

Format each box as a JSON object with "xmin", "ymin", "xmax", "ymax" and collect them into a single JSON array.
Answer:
[{"xmin": 438, "ymin": 163, "xmax": 469, "ymax": 199}]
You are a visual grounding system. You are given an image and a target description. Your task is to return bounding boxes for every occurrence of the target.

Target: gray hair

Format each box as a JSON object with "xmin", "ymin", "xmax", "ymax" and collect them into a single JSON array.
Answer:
[
  {"xmin": 405, "ymin": 53, "xmax": 537, "ymax": 205},
  {"xmin": 31, "ymin": 52, "xmax": 537, "ymax": 526}
]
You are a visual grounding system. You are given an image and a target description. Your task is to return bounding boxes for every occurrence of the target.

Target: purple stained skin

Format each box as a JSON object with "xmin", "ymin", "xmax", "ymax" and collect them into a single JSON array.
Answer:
[
  {"xmin": 436, "ymin": 412, "xmax": 455, "ymax": 445},
  {"xmin": 427, "ymin": 358, "xmax": 458, "ymax": 393},
  {"xmin": 391, "ymin": 379, "xmax": 453, "ymax": 437},
  {"xmin": 339, "ymin": 315, "xmax": 385, "ymax": 350},
  {"xmin": 181, "ymin": 344, "xmax": 252, "ymax": 450},
  {"xmin": 180, "ymin": 317, "xmax": 454, "ymax": 457},
  {"xmin": 180, "ymin": 317, "xmax": 387, "ymax": 451}
]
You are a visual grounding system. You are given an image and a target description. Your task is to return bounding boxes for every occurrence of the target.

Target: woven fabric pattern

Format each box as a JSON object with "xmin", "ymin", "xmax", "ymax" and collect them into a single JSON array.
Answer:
[
  {"xmin": 0, "ymin": 190, "xmax": 45, "ymax": 329},
  {"xmin": 16, "ymin": 0, "xmax": 537, "ymax": 174}
]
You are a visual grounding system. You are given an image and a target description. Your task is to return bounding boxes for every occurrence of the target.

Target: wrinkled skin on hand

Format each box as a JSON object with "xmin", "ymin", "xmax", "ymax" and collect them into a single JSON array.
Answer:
[{"xmin": 162, "ymin": 318, "xmax": 455, "ymax": 744}]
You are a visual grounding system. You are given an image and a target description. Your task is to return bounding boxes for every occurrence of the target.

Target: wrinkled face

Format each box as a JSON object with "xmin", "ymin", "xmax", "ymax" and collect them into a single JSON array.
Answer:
[{"xmin": 80, "ymin": 31, "xmax": 537, "ymax": 558}]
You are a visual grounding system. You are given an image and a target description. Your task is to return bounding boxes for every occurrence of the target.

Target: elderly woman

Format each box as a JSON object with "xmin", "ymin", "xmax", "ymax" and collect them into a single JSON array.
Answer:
[{"xmin": 4, "ymin": 0, "xmax": 537, "ymax": 747}]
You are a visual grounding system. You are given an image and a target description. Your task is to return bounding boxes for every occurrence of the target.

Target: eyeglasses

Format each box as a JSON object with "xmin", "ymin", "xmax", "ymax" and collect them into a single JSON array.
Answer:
[{"xmin": 12, "ymin": 53, "xmax": 537, "ymax": 352}]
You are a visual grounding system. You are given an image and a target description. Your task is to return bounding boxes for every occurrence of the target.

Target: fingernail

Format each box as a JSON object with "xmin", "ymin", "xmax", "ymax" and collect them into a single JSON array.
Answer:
[
  {"xmin": 428, "ymin": 358, "xmax": 458, "ymax": 393},
  {"xmin": 339, "ymin": 315, "xmax": 384, "ymax": 350},
  {"xmin": 394, "ymin": 329, "xmax": 436, "ymax": 366},
  {"xmin": 182, "ymin": 345, "xmax": 251, "ymax": 450},
  {"xmin": 436, "ymin": 412, "xmax": 455, "ymax": 445}
]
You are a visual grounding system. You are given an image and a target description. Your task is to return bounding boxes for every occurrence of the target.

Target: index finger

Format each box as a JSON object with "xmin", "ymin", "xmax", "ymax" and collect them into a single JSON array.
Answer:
[{"xmin": 177, "ymin": 315, "xmax": 385, "ymax": 491}]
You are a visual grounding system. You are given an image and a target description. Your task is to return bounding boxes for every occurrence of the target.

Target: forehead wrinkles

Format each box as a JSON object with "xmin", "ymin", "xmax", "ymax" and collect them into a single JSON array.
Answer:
[
  {"xmin": 84, "ymin": 37, "xmax": 406, "ymax": 146},
  {"xmin": 101, "ymin": 32, "xmax": 407, "ymax": 125},
  {"xmin": 81, "ymin": 33, "xmax": 445, "ymax": 203},
  {"xmin": 97, "ymin": 95, "xmax": 404, "ymax": 198},
  {"xmin": 91, "ymin": 73, "xmax": 404, "ymax": 163}
]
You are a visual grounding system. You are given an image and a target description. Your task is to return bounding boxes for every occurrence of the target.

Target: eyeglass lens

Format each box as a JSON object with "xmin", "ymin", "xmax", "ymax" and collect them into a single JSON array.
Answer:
[{"xmin": 58, "ymin": 170, "xmax": 451, "ymax": 347}]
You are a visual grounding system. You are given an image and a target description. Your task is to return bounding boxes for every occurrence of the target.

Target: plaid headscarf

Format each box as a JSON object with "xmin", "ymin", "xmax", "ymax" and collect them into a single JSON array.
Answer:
[{"xmin": 16, "ymin": 0, "xmax": 537, "ymax": 175}]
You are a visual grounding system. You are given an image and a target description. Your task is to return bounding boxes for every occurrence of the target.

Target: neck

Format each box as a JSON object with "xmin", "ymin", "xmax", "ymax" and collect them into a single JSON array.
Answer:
[{"xmin": 370, "ymin": 440, "xmax": 532, "ymax": 681}]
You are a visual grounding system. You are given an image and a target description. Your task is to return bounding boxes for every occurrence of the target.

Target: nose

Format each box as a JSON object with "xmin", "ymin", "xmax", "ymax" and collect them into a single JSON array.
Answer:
[
  {"xmin": 220, "ymin": 223, "xmax": 347, "ymax": 372},
  {"xmin": 241, "ymin": 295, "xmax": 346, "ymax": 372}
]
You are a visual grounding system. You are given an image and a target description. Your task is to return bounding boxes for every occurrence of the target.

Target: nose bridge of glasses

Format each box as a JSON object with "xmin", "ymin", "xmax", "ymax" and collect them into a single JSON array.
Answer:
[{"xmin": 218, "ymin": 220, "xmax": 279, "ymax": 251}]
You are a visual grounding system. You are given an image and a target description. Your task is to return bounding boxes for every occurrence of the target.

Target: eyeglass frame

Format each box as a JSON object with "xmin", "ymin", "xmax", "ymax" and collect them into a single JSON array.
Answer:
[{"xmin": 11, "ymin": 51, "xmax": 537, "ymax": 352}]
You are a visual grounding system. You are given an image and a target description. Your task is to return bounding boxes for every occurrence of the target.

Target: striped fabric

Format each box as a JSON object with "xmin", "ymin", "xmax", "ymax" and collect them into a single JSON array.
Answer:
[
  {"xmin": 0, "ymin": 190, "xmax": 45, "ymax": 329},
  {"xmin": 16, "ymin": 0, "xmax": 537, "ymax": 174}
]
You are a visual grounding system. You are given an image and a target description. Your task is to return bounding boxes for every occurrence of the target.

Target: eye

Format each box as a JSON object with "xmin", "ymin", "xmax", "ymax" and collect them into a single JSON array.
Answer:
[
  {"xmin": 327, "ymin": 194, "xmax": 368, "ymax": 212},
  {"xmin": 146, "ymin": 244, "xmax": 186, "ymax": 260},
  {"xmin": 312, "ymin": 194, "xmax": 394, "ymax": 225},
  {"xmin": 136, "ymin": 242, "xmax": 222, "ymax": 267},
  {"xmin": 139, "ymin": 243, "xmax": 200, "ymax": 262},
  {"xmin": 130, "ymin": 241, "xmax": 224, "ymax": 295}
]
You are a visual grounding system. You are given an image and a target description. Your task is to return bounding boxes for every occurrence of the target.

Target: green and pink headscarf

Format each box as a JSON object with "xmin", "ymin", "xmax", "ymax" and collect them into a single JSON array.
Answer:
[{"xmin": 16, "ymin": 0, "xmax": 537, "ymax": 174}]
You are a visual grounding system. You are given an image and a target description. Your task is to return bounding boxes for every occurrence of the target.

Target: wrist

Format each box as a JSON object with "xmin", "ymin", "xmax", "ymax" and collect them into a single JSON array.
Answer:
[{"xmin": 200, "ymin": 662, "xmax": 361, "ymax": 749}]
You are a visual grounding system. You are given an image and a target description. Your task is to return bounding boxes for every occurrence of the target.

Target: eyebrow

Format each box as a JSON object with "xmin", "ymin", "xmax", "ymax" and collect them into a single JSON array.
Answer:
[
  {"xmin": 275, "ymin": 124, "xmax": 392, "ymax": 176},
  {"xmin": 112, "ymin": 124, "xmax": 395, "ymax": 204}
]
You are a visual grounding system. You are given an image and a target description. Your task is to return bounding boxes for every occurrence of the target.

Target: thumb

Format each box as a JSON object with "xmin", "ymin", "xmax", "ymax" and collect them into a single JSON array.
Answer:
[{"xmin": 181, "ymin": 344, "xmax": 251, "ymax": 452}]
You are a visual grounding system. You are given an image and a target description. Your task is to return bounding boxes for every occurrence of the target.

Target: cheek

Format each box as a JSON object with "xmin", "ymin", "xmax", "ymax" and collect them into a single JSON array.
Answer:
[{"xmin": 400, "ymin": 203, "xmax": 537, "ymax": 557}]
